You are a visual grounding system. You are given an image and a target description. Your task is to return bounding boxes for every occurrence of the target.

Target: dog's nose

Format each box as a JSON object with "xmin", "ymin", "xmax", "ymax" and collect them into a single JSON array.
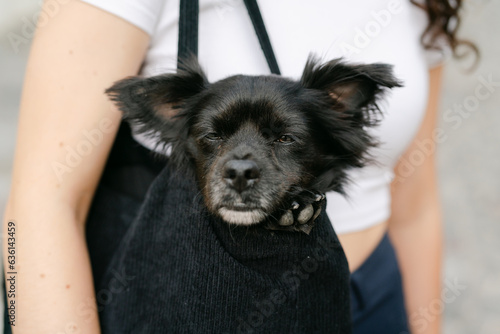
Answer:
[{"xmin": 223, "ymin": 159, "xmax": 260, "ymax": 192}]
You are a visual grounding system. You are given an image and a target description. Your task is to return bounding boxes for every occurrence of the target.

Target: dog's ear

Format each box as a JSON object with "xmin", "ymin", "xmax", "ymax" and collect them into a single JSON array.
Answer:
[
  {"xmin": 300, "ymin": 56, "xmax": 402, "ymax": 112},
  {"xmin": 300, "ymin": 56, "xmax": 402, "ymax": 194},
  {"xmin": 105, "ymin": 57, "xmax": 208, "ymax": 148}
]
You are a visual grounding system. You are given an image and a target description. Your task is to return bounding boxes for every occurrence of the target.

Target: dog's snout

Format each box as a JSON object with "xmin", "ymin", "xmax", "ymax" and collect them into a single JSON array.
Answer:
[{"xmin": 223, "ymin": 159, "xmax": 260, "ymax": 192}]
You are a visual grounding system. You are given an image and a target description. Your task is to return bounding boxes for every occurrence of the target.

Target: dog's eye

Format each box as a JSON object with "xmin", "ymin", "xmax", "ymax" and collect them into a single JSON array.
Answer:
[
  {"xmin": 276, "ymin": 135, "xmax": 295, "ymax": 144},
  {"xmin": 205, "ymin": 133, "xmax": 223, "ymax": 141}
]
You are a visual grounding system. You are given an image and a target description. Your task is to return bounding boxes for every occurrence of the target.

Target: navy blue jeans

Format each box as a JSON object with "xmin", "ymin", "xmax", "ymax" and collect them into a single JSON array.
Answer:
[{"xmin": 350, "ymin": 233, "xmax": 410, "ymax": 334}]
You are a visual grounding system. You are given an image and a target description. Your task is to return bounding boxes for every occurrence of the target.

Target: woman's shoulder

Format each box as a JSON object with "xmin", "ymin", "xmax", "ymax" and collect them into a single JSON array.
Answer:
[{"xmin": 80, "ymin": 0, "xmax": 165, "ymax": 36}]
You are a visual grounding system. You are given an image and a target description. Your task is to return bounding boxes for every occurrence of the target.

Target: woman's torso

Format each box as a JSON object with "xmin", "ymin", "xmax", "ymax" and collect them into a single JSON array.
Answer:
[{"xmin": 124, "ymin": 0, "xmax": 431, "ymax": 270}]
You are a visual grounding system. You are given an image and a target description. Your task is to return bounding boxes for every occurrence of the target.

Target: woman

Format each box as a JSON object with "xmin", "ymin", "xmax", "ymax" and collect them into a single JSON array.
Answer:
[{"xmin": 2, "ymin": 0, "xmax": 476, "ymax": 333}]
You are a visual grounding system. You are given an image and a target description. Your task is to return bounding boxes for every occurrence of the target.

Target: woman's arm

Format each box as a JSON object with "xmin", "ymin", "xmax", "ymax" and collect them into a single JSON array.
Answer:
[
  {"xmin": 2, "ymin": 1, "xmax": 149, "ymax": 332},
  {"xmin": 388, "ymin": 65, "xmax": 444, "ymax": 334}
]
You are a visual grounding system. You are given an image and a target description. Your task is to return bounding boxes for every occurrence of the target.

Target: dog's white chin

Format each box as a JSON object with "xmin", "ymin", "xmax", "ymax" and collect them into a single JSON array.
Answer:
[{"xmin": 218, "ymin": 208, "xmax": 267, "ymax": 226}]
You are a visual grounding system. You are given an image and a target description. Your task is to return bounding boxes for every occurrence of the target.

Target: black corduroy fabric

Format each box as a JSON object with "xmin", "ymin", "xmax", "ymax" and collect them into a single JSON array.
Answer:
[
  {"xmin": 85, "ymin": 122, "xmax": 166, "ymax": 287},
  {"xmin": 98, "ymin": 163, "xmax": 351, "ymax": 333}
]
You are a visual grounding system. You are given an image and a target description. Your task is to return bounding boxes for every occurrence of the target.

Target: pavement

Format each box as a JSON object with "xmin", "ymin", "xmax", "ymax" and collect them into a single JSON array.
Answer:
[{"xmin": 0, "ymin": 1, "xmax": 499, "ymax": 333}]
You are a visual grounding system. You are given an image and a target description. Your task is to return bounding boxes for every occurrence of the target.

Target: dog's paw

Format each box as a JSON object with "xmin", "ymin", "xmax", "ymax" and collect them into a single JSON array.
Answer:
[{"xmin": 265, "ymin": 192, "xmax": 325, "ymax": 235}]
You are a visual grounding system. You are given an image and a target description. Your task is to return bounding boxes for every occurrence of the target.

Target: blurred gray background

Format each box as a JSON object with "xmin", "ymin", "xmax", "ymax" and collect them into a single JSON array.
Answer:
[{"xmin": 0, "ymin": 1, "xmax": 499, "ymax": 333}]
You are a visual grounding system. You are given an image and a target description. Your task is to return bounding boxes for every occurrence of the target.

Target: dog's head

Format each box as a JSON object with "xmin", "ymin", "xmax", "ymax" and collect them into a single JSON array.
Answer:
[{"xmin": 106, "ymin": 56, "xmax": 401, "ymax": 225}]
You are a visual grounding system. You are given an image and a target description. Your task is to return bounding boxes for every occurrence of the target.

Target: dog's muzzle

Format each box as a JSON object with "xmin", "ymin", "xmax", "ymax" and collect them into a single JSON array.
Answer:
[
  {"xmin": 216, "ymin": 159, "xmax": 267, "ymax": 225},
  {"xmin": 222, "ymin": 159, "xmax": 260, "ymax": 193}
]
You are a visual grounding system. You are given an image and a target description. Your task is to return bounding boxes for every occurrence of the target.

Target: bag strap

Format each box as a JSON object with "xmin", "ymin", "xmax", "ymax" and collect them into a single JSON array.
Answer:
[
  {"xmin": 242, "ymin": 0, "xmax": 281, "ymax": 75},
  {"xmin": 177, "ymin": 0, "xmax": 199, "ymax": 70},
  {"xmin": 177, "ymin": 0, "xmax": 280, "ymax": 75}
]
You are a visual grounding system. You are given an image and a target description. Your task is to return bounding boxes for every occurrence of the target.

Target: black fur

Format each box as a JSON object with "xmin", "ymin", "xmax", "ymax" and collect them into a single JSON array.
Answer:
[{"xmin": 106, "ymin": 55, "xmax": 402, "ymax": 227}]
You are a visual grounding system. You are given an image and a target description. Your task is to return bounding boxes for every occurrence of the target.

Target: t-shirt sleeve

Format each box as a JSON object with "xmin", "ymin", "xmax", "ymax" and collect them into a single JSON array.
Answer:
[{"xmin": 79, "ymin": 0, "xmax": 165, "ymax": 36}]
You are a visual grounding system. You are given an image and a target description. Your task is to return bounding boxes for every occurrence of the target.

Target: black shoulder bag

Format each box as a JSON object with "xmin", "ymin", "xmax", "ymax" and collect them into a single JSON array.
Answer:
[{"xmin": 87, "ymin": 1, "xmax": 352, "ymax": 333}]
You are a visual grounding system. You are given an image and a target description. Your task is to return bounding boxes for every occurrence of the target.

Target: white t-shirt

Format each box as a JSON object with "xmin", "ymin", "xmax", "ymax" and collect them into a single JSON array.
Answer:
[{"xmin": 82, "ymin": 0, "xmax": 443, "ymax": 234}]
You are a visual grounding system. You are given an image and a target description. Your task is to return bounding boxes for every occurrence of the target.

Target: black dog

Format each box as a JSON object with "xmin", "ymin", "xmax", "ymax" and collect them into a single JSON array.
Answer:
[{"xmin": 106, "ymin": 56, "xmax": 401, "ymax": 233}]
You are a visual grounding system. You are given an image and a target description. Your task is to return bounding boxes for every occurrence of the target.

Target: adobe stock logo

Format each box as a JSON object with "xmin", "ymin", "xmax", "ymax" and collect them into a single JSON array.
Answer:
[
  {"xmin": 7, "ymin": 0, "xmax": 70, "ymax": 54},
  {"xmin": 338, "ymin": 0, "xmax": 403, "ymax": 57},
  {"xmin": 51, "ymin": 118, "xmax": 113, "ymax": 182},
  {"xmin": 408, "ymin": 278, "xmax": 467, "ymax": 333},
  {"xmin": 442, "ymin": 74, "xmax": 499, "ymax": 130},
  {"xmin": 394, "ymin": 73, "xmax": 500, "ymax": 184},
  {"xmin": 231, "ymin": 236, "xmax": 340, "ymax": 333},
  {"xmin": 49, "ymin": 268, "xmax": 136, "ymax": 334}
]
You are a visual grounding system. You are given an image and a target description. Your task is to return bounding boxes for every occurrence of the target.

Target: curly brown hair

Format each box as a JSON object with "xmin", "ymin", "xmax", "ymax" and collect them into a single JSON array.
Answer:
[{"xmin": 411, "ymin": 0, "xmax": 479, "ymax": 63}]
